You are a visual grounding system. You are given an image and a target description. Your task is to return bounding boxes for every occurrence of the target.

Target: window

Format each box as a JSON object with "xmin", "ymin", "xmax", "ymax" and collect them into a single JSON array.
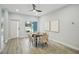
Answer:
[{"xmin": 25, "ymin": 21, "xmax": 32, "ymax": 32}]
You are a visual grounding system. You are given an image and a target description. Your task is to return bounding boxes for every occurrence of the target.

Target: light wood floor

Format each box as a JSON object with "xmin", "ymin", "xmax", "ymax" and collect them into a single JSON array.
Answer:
[{"xmin": 0, "ymin": 37, "xmax": 79, "ymax": 54}]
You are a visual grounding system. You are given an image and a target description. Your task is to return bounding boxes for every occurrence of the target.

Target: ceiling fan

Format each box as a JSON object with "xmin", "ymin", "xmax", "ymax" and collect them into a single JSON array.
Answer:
[{"xmin": 29, "ymin": 4, "xmax": 42, "ymax": 12}]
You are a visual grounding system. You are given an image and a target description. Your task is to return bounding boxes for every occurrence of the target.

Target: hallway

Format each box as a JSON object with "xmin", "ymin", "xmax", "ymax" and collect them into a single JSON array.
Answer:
[{"xmin": 1, "ymin": 37, "xmax": 79, "ymax": 54}]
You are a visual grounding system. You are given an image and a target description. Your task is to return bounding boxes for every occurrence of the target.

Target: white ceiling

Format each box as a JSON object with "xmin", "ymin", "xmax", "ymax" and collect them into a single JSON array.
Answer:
[{"xmin": 0, "ymin": 4, "xmax": 67, "ymax": 16}]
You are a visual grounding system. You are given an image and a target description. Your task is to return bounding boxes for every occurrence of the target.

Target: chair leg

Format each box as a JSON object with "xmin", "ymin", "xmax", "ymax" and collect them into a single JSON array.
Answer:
[
  {"xmin": 41, "ymin": 43, "xmax": 43, "ymax": 48},
  {"xmin": 43, "ymin": 42, "xmax": 48, "ymax": 47}
]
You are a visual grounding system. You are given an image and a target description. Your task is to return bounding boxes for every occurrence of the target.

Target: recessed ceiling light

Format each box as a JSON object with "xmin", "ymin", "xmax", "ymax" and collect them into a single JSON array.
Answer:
[{"xmin": 16, "ymin": 9, "xmax": 19, "ymax": 12}]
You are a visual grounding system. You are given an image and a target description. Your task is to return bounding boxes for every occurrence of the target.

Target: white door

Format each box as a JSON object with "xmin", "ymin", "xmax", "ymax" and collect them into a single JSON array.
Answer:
[{"xmin": 9, "ymin": 20, "xmax": 19, "ymax": 39}]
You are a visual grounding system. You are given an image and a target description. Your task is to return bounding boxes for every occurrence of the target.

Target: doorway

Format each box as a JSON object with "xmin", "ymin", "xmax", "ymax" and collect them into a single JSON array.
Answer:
[{"xmin": 9, "ymin": 20, "xmax": 19, "ymax": 39}]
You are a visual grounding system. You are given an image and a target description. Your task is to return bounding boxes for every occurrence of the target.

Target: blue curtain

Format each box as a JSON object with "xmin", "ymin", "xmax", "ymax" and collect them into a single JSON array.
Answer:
[{"xmin": 32, "ymin": 22, "xmax": 37, "ymax": 32}]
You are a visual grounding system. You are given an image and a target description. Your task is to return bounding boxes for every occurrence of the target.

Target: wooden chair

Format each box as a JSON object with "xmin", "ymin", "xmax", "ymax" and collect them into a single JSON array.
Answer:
[
  {"xmin": 28, "ymin": 34, "xmax": 34, "ymax": 47},
  {"xmin": 39, "ymin": 33, "xmax": 48, "ymax": 48}
]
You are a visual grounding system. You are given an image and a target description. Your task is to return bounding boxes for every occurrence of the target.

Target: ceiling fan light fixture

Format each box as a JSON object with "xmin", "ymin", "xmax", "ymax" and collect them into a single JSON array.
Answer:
[{"xmin": 33, "ymin": 10, "xmax": 36, "ymax": 12}]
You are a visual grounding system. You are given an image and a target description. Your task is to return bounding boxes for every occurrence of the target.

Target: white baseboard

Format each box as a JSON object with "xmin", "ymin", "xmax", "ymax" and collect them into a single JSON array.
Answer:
[{"xmin": 53, "ymin": 39, "xmax": 79, "ymax": 51}]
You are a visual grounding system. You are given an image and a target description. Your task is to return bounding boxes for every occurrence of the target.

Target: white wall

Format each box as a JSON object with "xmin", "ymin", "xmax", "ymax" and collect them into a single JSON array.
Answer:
[
  {"xmin": 39, "ymin": 5, "xmax": 79, "ymax": 50},
  {"xmin": 0, "ymin": 8, "xmax": 1, "ymax": 49},
  {"xmin": 8, "ymin": 13, "xmax": 39, "ymax": 38},
  {"xmin": 0, "ymin": 8, "xmax": 8, "ymax": 51}
]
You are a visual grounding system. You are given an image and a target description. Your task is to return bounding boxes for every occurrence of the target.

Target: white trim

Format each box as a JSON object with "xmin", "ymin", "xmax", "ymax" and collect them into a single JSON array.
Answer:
[
  {"xmin": 53, "ymin": 39, "xmax": 79, "ymax": 51},
  {"xmin": 17, "ymin": 21, "xmax": 19, "ymax": 37}
]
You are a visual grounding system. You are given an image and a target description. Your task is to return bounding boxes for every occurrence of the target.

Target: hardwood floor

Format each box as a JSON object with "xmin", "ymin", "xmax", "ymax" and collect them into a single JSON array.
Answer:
[{"xmin": 0, "ymin": 37, "xmax": 79, "ymax": 54}]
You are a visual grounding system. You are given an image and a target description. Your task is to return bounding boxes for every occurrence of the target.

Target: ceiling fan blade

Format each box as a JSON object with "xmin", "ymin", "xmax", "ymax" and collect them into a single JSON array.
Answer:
[
  {"xmin": 29, "ymin": 4, "xmax": 42, "ymax": 13},
  {"xmin": 32, "ymin": 4, "xmax": 36, "ymax": 10},
  {"xmin": 36, "ymin": 10, "xmax": 42, "ymax": 12}
]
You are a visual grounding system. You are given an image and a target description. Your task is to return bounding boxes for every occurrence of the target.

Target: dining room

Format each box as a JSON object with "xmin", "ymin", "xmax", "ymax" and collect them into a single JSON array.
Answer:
[{"xmin": 0, "ymin": 4, "xmax": 79, "ymax": 54}]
